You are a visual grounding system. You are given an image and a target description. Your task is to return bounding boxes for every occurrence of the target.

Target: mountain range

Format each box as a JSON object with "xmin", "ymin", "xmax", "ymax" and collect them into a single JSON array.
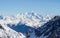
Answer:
[{"xmin": 0, "ymin": 12, "xmax": 59, "ymax": 38}]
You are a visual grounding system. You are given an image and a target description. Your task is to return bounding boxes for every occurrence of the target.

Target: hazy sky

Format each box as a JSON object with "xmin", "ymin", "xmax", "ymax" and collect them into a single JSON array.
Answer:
[{"xmin": 0, "ymin": 0, "xmax": 60, "ymax": 16}]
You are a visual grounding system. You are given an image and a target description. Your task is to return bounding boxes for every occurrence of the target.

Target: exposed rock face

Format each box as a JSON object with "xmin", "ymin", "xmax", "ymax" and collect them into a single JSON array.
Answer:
[{"xmin": 36, "ymin": 16, "xmax": 60, "ymax": 38}]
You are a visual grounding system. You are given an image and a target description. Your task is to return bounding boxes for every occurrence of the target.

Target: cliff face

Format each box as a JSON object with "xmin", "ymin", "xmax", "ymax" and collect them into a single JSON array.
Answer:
[
  {"xmin": 37, "ymin": 16, "xmax": 60, "ymax": 38},
  {"xmin": 49, "ymin": 16, "xmax": 60, "ymax": 38}
]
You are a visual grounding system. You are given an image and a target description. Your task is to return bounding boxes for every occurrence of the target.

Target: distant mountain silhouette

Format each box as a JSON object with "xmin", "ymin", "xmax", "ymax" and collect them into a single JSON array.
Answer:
[{"xmin": 0, "ymin": 16, "xmax": 3, "ymax": 19}]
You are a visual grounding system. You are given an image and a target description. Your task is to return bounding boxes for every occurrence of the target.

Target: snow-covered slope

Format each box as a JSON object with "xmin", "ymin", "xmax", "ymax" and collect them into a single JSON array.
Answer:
[
  {"xmin": 0, "ymin": 21, "xmax": 25, "ymax": 38},
  {"xmin": 2, "ymin": 12, "xmax": 52, "ymax": 27},
  {"xmin": 0, "ymin": 12, "xmax": 52, "ymax": 38}
]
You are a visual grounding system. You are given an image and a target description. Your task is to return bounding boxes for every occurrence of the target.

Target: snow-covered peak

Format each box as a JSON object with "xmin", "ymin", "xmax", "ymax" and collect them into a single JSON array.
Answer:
[{"xmin": 0, "ymin": 12, "xmax": 52, "ymax": 27}]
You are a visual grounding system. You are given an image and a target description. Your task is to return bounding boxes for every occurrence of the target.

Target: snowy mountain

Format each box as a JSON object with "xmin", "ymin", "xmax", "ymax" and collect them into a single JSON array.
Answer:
[
  {"xmin": 0, "ymin": 12, "xmax": 53, "ymax": 38},
  {"xmin": 37, "ymin": 16, "xmax": 60, "ymax": 38},
  {"xmin": 0, "ymin": 24, "xmax": 25, "ymax": 38}
]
